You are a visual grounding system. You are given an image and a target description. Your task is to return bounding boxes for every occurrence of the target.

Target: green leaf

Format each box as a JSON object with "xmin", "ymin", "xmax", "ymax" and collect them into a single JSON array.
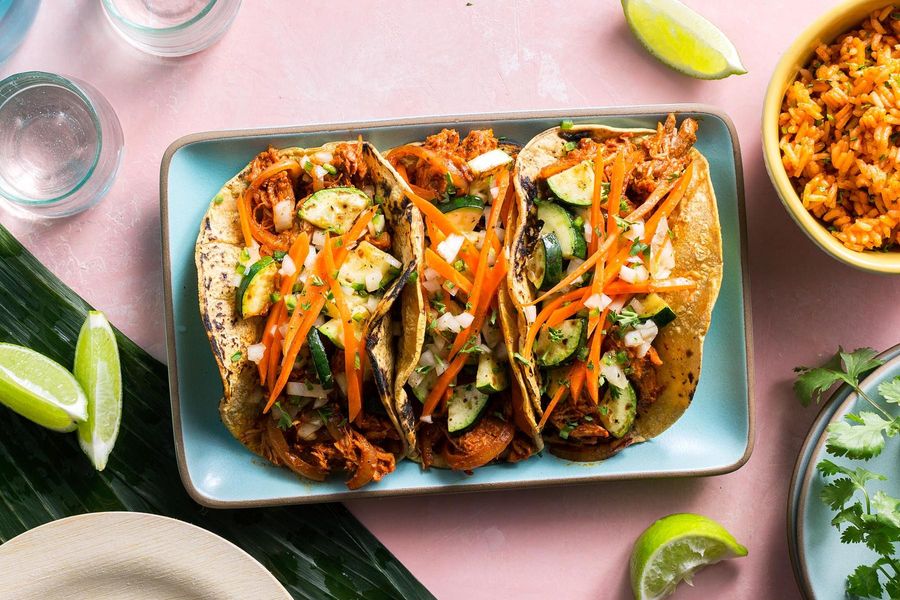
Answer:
[
  {"xmin": 872, "ymin": 491, "xmax": 900, "ymax": 529},
  {"xmin": 793, "ymin": 354, "xmax": 845, "ymax": 406},
  {"xmin": 825, "ymin": 412, "xmax": 892, "ymax": 459},
  {"xmin": 846, "ymin": 564, "xmax": 883, "ymax": 598},
  {"xmin": 878, "ymin": 376, "xmax": 900, "ymax": 405},
  {"xmin": 0, "ymin": 225, "xmax": 432, "ymax": 600},
  {"xmin": 840, "ymin": 347, "xmax": 883, "ymax": 382},
  {"xmin": 820, "ymin": 478, "xmax": 856, "ymax": 510}
]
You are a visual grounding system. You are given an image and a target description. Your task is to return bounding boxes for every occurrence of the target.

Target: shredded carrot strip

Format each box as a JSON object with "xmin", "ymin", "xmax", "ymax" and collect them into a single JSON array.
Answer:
[
  {"xmin": 421, "ymin": 353, "xmax": 467, "ymax": 418},
  {"xmin": 538, "ymin": 156, "xmax": 581, "ymax": 180},
  {"xmin": 606, "ymin": 153, "xmax": 626, "ymax": 253},
  {"xmin": 590, "ymin": 149, "xmax": 604, "ymax": 254},
  {"xmin": 539, "ymin": 381, "xmax": 568, "ymax": 430},
  {"xmin": 467, "ymin": 169, "xmax": 509, "ymax": 311},
  {"xmin": 538, "ymin": 361, "xmax": 587, "ymax": 429},
  {"xmin": 643, "ymin": 161, "xmax": 694, "ymax": 244},
  {"xmin": 648, "ymin": 346, "xmax": 663, "ymax": 366},
  {"xmin": 266, "ymin": 323, "xmax": 283, "ymax": 392},
  {"xmin": 410, "ymin": 184, "xmax": 437, "ymax": 201},
  {"xmin": 568, "ymin": 362, "xmax": 587, "ymax": 406},
  {"xmin": 405, "ymin": 189, "xmax": 469, "ymax": 240},
  {"xmin": 546, "ymin": 297, "xmax": 588, "ymax": 328},
  {"xmin": 446, "ymin": 251, "xmax": 508, "ymax": 362},
  {"xmin": 585, "ymin": 307, "xmax": 610, "ymax": 404},
  {"xmin": 522, "ymin": 288, "xmax": 588, "ymax": 359},
  {"xmin": 424, "ymin": 248, "xmax": 473, "ymax": 294},
  {"xmin": 324, "ymin": 235, "xmax": 363, "ymax": 423},
  {"xmin": 604, "ymin": 278, "xmax": 697, "ymax": 295}
]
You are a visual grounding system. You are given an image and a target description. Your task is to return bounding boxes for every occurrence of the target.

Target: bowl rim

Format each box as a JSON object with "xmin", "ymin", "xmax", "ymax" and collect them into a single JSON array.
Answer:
[{"xmin": 761, "ymin": 0, "xmax": 900, "ymax": 274}]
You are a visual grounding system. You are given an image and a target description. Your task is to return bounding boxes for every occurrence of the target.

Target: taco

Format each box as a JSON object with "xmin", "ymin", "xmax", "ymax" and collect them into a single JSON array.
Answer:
[
  {"xmin": 386, "ymin": 129, "xmax": 542, "ymax": 471},
  {"xmin": 507, "ymin": 114, "xmax": 723, "ymax": 461},
  {"xmin": 196, "ymin": 140, "xmax": 421, "ymax": 489}
]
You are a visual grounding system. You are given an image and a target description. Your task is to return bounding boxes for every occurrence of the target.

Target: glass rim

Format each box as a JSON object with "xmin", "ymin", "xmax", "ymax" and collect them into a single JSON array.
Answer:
[
  {"xmin": 100, "ymin": 0, "xmax": 219, "ymax": 34},
  {"xmin": 0, "ymin": 71, "xmax": 103, "ymax": 207}
]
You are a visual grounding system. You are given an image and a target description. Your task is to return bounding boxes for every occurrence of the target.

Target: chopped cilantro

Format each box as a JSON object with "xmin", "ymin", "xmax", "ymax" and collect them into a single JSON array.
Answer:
[
  {"xmin": 230, "ymin": 351, "xmax": 242, "ymax": 362},
  {"xmin": 560, "ymin": 119, "xmax": 574, "ymax": 130}
]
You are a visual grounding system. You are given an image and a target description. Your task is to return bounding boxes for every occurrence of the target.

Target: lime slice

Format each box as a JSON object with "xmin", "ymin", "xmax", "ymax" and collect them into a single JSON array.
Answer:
[
  {"xmin": 630, "ymin": 513, "xmax": 748, "ymax": 600},
  {"xmin": 74, "ymin": 311, "xmax": 122, "ymax": 471},
  {"xmin": 622, "ymin": 0, "xmax": 747, "ymax": 79},
  {"xmin": 0, "ymin": 343, "xmax": 87, "ymax": 432}
]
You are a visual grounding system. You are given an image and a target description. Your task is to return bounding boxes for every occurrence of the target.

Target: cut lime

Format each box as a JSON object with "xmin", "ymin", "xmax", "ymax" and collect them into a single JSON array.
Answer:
[
  {"xmin": 0, "ymin": 343, "xmax": 87, "ymax": 432},
  {"xmin": 630, "ymin": 513, "xmax": 748, "ymax": 600},
  {"xmin": 74, "ymin": 311, "xmax": 122, "ymax": 471},
  {"xmin": 622, "ymin": 0, "xmax": 746, "ymax": 79}
]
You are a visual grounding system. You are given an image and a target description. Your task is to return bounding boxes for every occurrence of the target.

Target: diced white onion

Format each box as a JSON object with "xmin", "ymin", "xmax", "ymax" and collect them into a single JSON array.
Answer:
[
  {"xmin": 287, "ymin": 382, "xmax": 329, "ymax": 398},
  {"xmin": 247, "ymin": 343, "xmax": 266, "ymax": 363},
  {"xmin": 584, "ymin": 293, "xmax": 612, "ymax": 311},
  {"xmin": 232, "ymin": 274, "xmax": 244, "ymax": 287},
  {"xmin": 335, "ymin": 373, "xmax": 347, "ymax": 395},
  {"xmin": 496, "ymin": 227, "xmax": 505, "ymax": 241},
  {"xmin": 566, "ymin": 258, "xmax": 585, "ymax": 285},
  {"xmin": 624, "ymin": 220, "xmax": 645, "ymax": 241},
  {"xmin": 524, "ymin": 305, "xmax": 536, "ymax": 323},
  {"xmin": 623, "ymin": 330, "xmax": 644, "ymax": 348},
  {"xmin": 627, "ymin": 255, "xmax": 644, "ymax": 264},
  {"xmin": 296, "ymin": 417, "xmax": 323, "ymax": 441},
  {"xmin": 313, "ymin": 396, "xmax": 329, "ymax": 409},
  {"xmin": 424, "ymin": 268, "xmax": 440, "ymax": 281},
  {"xmin": 436, "ymin": 312, "xmax": 461, "ymax": 333},
  {"xmin": 456, "ymin": 312, "xmax": 475, "ymax": 328},
  {"xmin": 431, "ymin": 335, "xmax": 448, "ymax": 353},
  {"xmin": 384, "ymin": 253, "xmax": 402, "ymax": 269},
  {"xmin": 437, "ymin": 234, "xmax": 465, "ymax": 263},
  {"xmin": 312, "ymin": 231, "xmax": 326, "ymax": 248},
  {"xmin": 651, "ymin": 239, "xmax": 675, "ymax": 280},
  {"xmin": 365, "ymin": 271, "xmax": 382, "ymax": 292},
  {"xmin": 583, "ymin": 221, "xmax": 593, "ymax": 243},
  {"xmin": 608, "ymin": 296, "xmax": 628, "ymax": 312},
  {"xmin": 420, "ymin": 350, "xmax": 436, "ymax": 367},
  {"xmin": 304, "ymin": 247, "xmax": 317, "ymax": 270},
  {"xmin": 366, "ymin": 295, "xmax": 380, "ymax": 313},
  {"xmin": 420, "ymin": 415, "xmax": 433, "ymax": 424},
  {"xmin": 637, "ymin": 342, "xmax": 652, "ymax": 358},
  {"xmin": 273, "ymin": 200, "xmax": 294, "ymax": 232},
  {"xmin": 314, "ymin": 151, "xmax": 333, "ymax": 164},
  {"xmin": 636, "ymin": 320, "xmax": 659, "ymax": 342},
  {"xmin": 278, "ymin": 324, "xmax": 289, "ymax": 337},
  {"xmin": 633, "ymin": 265, "xmax": 649, "ymax": 282},
  {"xmin": 423, "ymin": 279, "xmax": 442, "ymax": 293},
  {"xmin": 600, "ymin": 355, "xmax": 628, "ymax": 389},
  {"xmin": 313, "ymin": 165, "xmax": 328, "ymax": 180},
  {"xmin": 628, "ymin": 298, "xmax": 645, "ymax": 314},
  {"xmin": 651, "ymin": 216, "xmax": 669, "ymax": 249},
  {"xmin": 300, "ymin": 156, "xmax": 313, "ymax": 170},
  {"xmin": 279, "ymin": 255, "xmax": 296, "ymax": 277},
  {"xmin": 446, "ymin": 282, "xmax": 459, "ymax": 296},
  {"xmin": 619, "ymin": 265, "xmax": 638, "ymax": 283},
  {"xmin": 313, "ymin": 314, "xmax": 326, "ymax": 328}
]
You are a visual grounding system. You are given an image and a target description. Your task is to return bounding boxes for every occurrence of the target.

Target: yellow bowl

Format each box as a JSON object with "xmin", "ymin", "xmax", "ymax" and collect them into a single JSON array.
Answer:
[{"xmin": 762, "ymin": 0, "xmax": 900, "ymax": 274}]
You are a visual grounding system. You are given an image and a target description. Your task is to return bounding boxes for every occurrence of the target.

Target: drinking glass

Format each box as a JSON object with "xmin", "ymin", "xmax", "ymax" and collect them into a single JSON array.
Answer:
[
  {"xmin": 0, "ymin": 0, "xmax": 41, "ymax": 64},
  {"xmin": 0, "ymin": 72, "xmax": 124, "ymax": 218},
  {"xmin": 100, "ymin": 0, "xmax": 241, "ymax": 57}
]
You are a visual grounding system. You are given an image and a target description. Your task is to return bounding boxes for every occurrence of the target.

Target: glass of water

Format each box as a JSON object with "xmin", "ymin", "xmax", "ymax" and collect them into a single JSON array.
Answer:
[
  {"xmin": 0, "ymin": 72, "xmax": 124, "ymax": 218},
  {"xmin": 0, "ymin": 0, "xmax": 41, "ymax": 65},
  {"xmin": 100, "ymin": 0, "xmax": 241, "ymax": 57}
]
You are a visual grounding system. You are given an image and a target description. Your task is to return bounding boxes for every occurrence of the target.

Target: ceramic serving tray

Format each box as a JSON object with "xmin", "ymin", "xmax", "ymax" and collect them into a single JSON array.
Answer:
[{"xmin": 160, "ymin": 106, "xmax": 753, "ymax": 506}]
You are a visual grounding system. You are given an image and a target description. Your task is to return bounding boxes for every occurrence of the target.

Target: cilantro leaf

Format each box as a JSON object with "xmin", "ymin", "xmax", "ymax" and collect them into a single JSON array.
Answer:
[
  {"xmin": 878, "ymin": 376, "xmax": 900, "ymax": 405},
  {"xmin": 840, "ymin": 347, "xmax": 883, "ymax": 381},
  {"xmin": 872, "ymin": 491, "xmax": 900, "ymax": 529},
  {"xmin": 846, "ymin": 564, "xmax": 883, "ymax": 598},
  {"xmin": 820, "ymin": 477, "xmax": 857, "ymax": 511},
  {"xmin": 825, "ymin": 412, "xmax": 892, "ymax": 459},
  {"xmin": 793, "ymin": 363, "xmax": 844, "ymax": 406}
]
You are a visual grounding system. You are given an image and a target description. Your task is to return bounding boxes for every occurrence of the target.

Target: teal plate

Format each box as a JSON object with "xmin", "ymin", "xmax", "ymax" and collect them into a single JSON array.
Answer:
[
  {"xmin": 160, "ymin": 106, "xmax": 753, "ymax": 506},
  {"xmin": 786, "ymin": 343, "xmax": 900, "ymax": 595},
  {"xmin": 793, "ymin": 352, "xmax": 900, "ymax": 599}
]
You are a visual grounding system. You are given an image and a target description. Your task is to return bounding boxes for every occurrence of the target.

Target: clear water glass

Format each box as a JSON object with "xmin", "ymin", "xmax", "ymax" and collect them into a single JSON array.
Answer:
[
  {"xmin": 100, "ymin": 0, "xmax": 241, "ymax": 57},
  {"xmin": 0, "ymin": 0, "xmax": 41, "ymax": 64},
  {"xmin": 0, "ymin": 72, "xmax": 124, "ymax": 218}
]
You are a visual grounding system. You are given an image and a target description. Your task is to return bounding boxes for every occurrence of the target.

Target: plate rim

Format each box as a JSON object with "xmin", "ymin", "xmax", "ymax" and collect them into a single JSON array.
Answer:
[
  {"xmin": 160, "ymin": 104, "xmax": 755, "ymax": 507},
  {"xmin": 0, "ymin": 511, "xmax": 291, "ymax": 599},
  {"xmin": 787, "ymin": 345, "xmax": 900, "ymax": 599}
]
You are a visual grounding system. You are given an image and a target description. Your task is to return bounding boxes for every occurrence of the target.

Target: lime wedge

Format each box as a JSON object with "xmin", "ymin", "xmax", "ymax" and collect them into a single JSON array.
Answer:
[
  {"xmin": 74, "ymin": 311, "xmax": 122, "ymax": 471},
  {"xmin": 622, "ymin": 0, "xmax": 746, "ymax": 79},
  {"xmin": 0, "ymin": 343, "xmax": 87, "ymax": 432},
  {"xmin": 630, "ymin": 513, "xmax": 748, "ymax": 600}
]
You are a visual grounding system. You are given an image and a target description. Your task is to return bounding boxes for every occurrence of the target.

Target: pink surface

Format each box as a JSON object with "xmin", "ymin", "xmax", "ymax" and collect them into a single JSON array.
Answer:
[{"xmin": 3, "ymin": 1, "xmax": 899, "ymax": 598}]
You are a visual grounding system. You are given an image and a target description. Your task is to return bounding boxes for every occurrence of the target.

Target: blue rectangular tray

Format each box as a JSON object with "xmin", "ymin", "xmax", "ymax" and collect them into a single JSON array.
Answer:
[{"xmin": 161, "ymin": 106, "xmax": 754, "ymax": 506}]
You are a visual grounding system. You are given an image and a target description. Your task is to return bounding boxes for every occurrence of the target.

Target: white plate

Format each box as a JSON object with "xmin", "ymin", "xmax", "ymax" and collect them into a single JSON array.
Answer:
[{"xmin": 0, "ymin": 512, "xmax": 291, "ymax": 600}]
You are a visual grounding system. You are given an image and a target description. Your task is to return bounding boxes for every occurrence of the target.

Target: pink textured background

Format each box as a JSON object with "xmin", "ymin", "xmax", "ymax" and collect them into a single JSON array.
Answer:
[{"xmin": 3, "ymin": 1, "xmax": 899, "ymax": 598}]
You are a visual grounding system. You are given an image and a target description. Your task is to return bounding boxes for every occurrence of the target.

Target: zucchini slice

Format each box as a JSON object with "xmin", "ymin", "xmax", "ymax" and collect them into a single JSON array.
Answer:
[
  {"xmin": 546, "ymin": 160, "xmax": 593, "ymax": 206},
  {"xmin": 526, "ymin": 233, "xmax": 564, "ymax": 291},
  {"xmin": 638, "ymin": 293, "xmax": 677, "ymax": 328},
  {"xmin": 439, "ymin": 195, "xmax": 485, "ymax": 232},
  {"xmin": 476, "ymin": 354, "xmax": 509, "ymax": 394},
  {"xmin": 236, "ymin": 256, "xmax": 278, "ymax": 318},
  {"xmin": 337, "ymin": 241, "xmax": 401, "ymax": 293},
  {"xmin": 447, "ymin": 384, "xmax": 490, "ymax": 433},
  {"xmin": 534, "ymin": 318, "xmax": 587, "ymax": 367},
  {"xmin": 598, "ymin": 382, "xmax": 637, "ymax": 438},
  {"xmin": 307, "ymin": 329, "xmax": 334, "ymax": 388},
  {"xmin": 537, "ymin": 202, "xmax": 586, "ymax": 260},
  {"xmin": 298, "ymin": 187, "xmax": 371, "ymax": 234},
  {"xmin": 317, "ymin": 317, "xmax": 364, "ymax": 349}
]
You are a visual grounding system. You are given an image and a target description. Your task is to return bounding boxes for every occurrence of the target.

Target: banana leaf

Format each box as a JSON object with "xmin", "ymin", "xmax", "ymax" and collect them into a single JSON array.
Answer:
[{"xmin": 0, "ymin": 222, "xmax": 432, "ymax": 600}]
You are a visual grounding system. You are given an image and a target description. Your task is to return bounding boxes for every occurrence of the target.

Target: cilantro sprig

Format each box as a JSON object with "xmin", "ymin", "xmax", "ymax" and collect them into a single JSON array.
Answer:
[{"xmin": 795, "ymin": 347, "xmax": 900, "ymax": 597}]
